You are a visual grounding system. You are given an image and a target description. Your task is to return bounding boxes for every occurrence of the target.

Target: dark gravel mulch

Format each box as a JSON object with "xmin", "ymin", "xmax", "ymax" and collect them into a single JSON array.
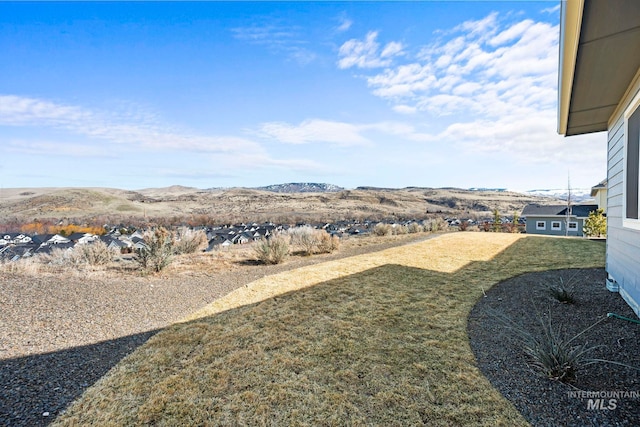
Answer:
[{"xmin": 468, "ymin": 268, "xmax": 640, "ymax": 427}]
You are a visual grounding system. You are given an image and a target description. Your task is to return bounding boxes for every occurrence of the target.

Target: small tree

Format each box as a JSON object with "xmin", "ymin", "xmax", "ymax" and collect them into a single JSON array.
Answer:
[
  {"xmin": 583, "ymin": 208, "xmax": 607, "ymax": 237},
  {"xmin": 492, "ymin": 209, "xmax": 502, "ymax": 232}
]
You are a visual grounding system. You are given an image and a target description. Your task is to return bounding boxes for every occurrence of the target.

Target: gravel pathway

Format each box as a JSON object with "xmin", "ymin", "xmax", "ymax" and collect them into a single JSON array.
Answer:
[{"xmin": 0, "ymin": 234, "xmax": 433, "ymax": 427}]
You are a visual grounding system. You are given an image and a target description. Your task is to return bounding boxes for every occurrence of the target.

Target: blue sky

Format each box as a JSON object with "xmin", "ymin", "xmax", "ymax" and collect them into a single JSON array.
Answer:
[{"xmin": 0, "ymin": 1, "xmax": 605, "ymax": 191}]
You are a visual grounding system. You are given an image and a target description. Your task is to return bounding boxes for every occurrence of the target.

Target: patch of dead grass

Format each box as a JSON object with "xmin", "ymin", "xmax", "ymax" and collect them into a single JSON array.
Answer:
[{"xmin": 53, "ymin": 234, "xmax": 604, "ymax": 426}]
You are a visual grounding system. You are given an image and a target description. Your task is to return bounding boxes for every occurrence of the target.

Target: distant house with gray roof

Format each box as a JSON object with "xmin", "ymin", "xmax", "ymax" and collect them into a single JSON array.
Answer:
[
  {"xmin": 590, "ymin": 179, "xmax": 608, "ymax": 214},
  {"xmin": 521, "ymin": 204, "xmax": 600, "ymax": 237}
]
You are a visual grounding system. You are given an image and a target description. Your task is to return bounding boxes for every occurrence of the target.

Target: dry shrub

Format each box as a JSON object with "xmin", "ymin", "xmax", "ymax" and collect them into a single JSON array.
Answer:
[
  {"xmin": 288, "ymin": 226, "xmax": 318, "ymax": 255},
  {"xmin": 288, "ymin": 226, "xmax": 339, "ymax": 255},
  {"xmin": 407, "ymin": 222, "xmax": 422, "ymax": 234},
  {"xmin": 502, "ymin": 222, "xmax": 522, "ymax": 234},
  {"xmin": 135, "ymin": 227, "xmax": 175, "ymax": 272},
  {"xmin": 40, "ymin": 247, "xmax": 73, "ymax": 266},
  {"xmin": 427, "ymin": 218, "xmax": 446, "ymax": 232},
  {"xmin": 372, "ymin": 223, "xmax": 392, "ymax": 236},
  {"xmin": 253, "ymin": 234, "xmax": 289, "ymax": 264},
  {"xmin": 393, "ymin": 224, "xmax": 409, "ymax": 235},
  {"xmin": 316, "ymin": 232, "xmax": 340, "ymax": 254},
  {"xmin": 174, "ymin": 227, "xmax": 208, "ymax": 254},
  {"xmin": 70, "ymin": 241, "xmax": 117, "ymax": 266},
  {"xmin": 0, "ymin": 256, "xmax": 43, "ymax": 275}
]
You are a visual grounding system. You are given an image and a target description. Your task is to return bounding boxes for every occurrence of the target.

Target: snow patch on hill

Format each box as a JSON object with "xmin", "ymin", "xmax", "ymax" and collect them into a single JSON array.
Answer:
[
  {"xmin": 522, "ymin": 188, "xmax": 594, "ymax": 203},
  {"xmin": 256, "ymin": 183, "xmax": 345, "ymax": 193}
]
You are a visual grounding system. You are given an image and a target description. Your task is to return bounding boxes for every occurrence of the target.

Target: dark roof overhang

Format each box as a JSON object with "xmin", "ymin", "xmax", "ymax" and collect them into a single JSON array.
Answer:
[{"xmin": 558, "ymin": 0, "xmax": 640, "ymax": 136}]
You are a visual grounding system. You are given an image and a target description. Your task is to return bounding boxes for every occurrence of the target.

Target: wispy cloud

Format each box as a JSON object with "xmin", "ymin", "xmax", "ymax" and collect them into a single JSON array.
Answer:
[
  {"xmin": 258, "ymin": 119, "xmax": 371, "ymax": 146},
  {"xmin": 337, "ymin": 31, "xmax": 404, "ymax": 69},
  {"xmin": 231, "ymin": 23, "xmax": 316, "ymax": 65},
  {"xmin": 0, "ymin": 95, "xmax": 262, "ymax": 154},
  {"xmin": 257, "ymin": 118, "xmax": 435, "ymax": 148},
  {"xmin": 542, "ymin": 4, "xmax": 561, "ymax": 14},
  {"xmin": 335, "ymin": 14, "xmax": 352, "ymax": 33},
  {"xmin": 6, "ymin": 140, "xmax": 119, "ymax": 158},
  {"xmin": 0, "ymin": 94, "xmax": 337, "ymax": 179}
]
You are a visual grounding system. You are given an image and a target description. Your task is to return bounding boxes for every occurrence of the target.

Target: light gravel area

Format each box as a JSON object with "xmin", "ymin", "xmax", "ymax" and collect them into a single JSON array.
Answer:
[{"xmin": 0, "ymin": 233, "xmax": 433, "ymax": 427}]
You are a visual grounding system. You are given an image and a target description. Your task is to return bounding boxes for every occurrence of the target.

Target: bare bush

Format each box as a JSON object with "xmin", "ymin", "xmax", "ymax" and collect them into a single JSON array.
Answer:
[
  {"xmin": 288, "ymin": 226, "xmax": 339, "ymax": 255},
  {"xmin": 70, "ymin": 241, "xmax": 117, "ymax": 266},
  {"xmin": 174, "ymin": 227, "xmax": 208, "ymax": 254},
  {"xmin": 0, "ymin": 256, "xmax": 43, "ymax": 275},
  {"xmin": 408, "ymin": 222, "xmax": 422, "ymax": 234},
  {"xmin": 135, "ymin": 227, "xmax": 175, "ymax": 272},
  {"xmin": 288, "ymin": 226, "xmax": 319, "ymax": 255},
  {"xmin": 316, "ymin": 232, "xmax": 340, "ymax": 254},
  {"xmin": 393, "ymin": 224, "xmax": 409, "ymax": 235},
  {"xmin": 253, "ymin": 234, "xmax": 289, "ymax": 264},
  {"xmin": 427, "ymin": 218, "xmax": 446, "ymax": 232},
  {"xmin": 372, "ymin": 223, "xmax": 393, "ymax": 236},
  {"xmin": 40, "ymin": 247, "xmax": 73, "ymax": 266}
]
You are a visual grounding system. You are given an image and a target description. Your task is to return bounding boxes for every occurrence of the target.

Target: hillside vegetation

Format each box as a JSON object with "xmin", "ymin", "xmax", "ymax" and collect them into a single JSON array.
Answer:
[{"xmin": 0, "ymin": 186, "xmax": 556, "ymax": 225}]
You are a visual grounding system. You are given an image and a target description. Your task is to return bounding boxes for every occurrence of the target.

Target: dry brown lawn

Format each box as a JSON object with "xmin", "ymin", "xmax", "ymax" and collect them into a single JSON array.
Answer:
[{"xmin": 53, "ymin": 233, "xmax": 605, "ymax": 426}]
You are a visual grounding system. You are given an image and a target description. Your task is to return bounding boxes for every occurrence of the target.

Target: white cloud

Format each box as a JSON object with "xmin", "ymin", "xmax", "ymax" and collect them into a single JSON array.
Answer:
[
  {"xmin": 231, "ymin": 23, "xmax": 315, "ymax": 65},
  {"xmin": 360, "ymin": 14, "xmax": 560, "ymax": 120},
  {"xmin": 5, "ymin": 140, "xmax": 119, "ymax": 158},
  {"xmin": 337, "ymin": 31, "xmax": 404, "ymax": 69},
  {"xmin": 489, "ymin": 19, "xmax": 535, "ymax": 47},
  {"xmin": 257, "ymin": 118, "xmax": 437, "ymax": 148},
  {"xmin": 453, "ymin": 12, "xmax": 499, "ymax": 42},
  {"xmin": 542, "ymin": 5, "xmax": 561, "ymax": 14},
  {"xmin": 336, "ymin": 16, "xmax": 352, "ymax": 32},
  {"xmin": 259, "ymin": 119, "xmax": 371, "ymax": 146},
  {"xmin": 338, "ymin": 12, "xmax": 605, "ymax": 176},
  {"xmin": 393, "ymin": 105, "xmax": 417, "ymax": 115},
  {"xmin": 0, "ymin": 95, "xmax": 92, "ymax": 127},
  {"xmin": 367, "ymin": 63, "xmax": 436, "ymax": 98},
  {"xmin": 0, "ymin": 95, "xmax": 264, "ymax": 155}
]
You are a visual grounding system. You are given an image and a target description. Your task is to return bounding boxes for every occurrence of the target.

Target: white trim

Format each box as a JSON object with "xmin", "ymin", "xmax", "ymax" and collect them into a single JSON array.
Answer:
[
  {"xmin": 536, "ymin": 221, "xmax": 546, "ymax": 230},
  {"xmin": 623, "ymin": 89, "xmax": 640, "ymax": 231},
  {"xmin": 568, "ymin": 221, "xmax": 578, "ymax": 231},
  {"xmin": 558, "ymin": 0, "xmax": 585, "ymax": 135},
  {"xmin": 551, "ymin": 221, "xmax": 562, "ymax": 231}
]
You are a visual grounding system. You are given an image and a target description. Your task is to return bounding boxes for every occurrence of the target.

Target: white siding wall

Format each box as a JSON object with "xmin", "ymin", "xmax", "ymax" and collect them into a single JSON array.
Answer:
[{"xmin": 607, "ymin": 90, "xmax": 640, "ymax": 318}]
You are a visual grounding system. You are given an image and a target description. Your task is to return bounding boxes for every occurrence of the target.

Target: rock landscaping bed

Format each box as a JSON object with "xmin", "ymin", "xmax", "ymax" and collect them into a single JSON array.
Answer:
[{"xmin": 468, "ymin": 268, "xmax": 640, "ymax": 427}]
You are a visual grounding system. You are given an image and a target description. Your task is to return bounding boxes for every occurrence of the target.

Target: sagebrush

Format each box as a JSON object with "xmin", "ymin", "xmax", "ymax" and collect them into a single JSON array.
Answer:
[
  {"xmin": 173, "ymin": 227, "xmax": 208, "ymax": 254},
  {"xmin": 288, "ymin": 226, "xmax": 339, "ymax": 255},
  {"xmin": 253, "ymin": 234, "xmax": 289, "ymax": 264},
  {"xmin": 135, "ymin": 227, "xmax": 175, "ymax": 272}
]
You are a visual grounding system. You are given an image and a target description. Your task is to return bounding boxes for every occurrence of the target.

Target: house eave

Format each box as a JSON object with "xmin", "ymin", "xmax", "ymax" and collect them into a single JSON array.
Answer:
[
  {"xmin": 558, "ymin": 0, "xmax": 584, "ymax": 136},
  {"xmin": 558, "ymin": 0, "xmax": 640, "ymax": 137}
]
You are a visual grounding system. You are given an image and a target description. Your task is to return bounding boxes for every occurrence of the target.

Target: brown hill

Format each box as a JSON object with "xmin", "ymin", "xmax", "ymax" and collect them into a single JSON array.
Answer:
[{"xmin": 0, "ymin": 186, "xmax": 558, "ymax": 225}]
